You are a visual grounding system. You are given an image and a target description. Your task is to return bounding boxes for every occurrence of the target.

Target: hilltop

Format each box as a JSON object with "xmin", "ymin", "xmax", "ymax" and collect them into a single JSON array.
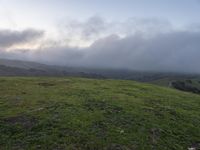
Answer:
[{"xmin": 0, "ymin": 77, "xmax": 199, "ymax": 149}]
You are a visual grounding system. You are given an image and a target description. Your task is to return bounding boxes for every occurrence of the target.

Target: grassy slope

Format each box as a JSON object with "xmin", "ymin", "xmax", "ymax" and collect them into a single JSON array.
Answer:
[
  {"xmin": 150, "ymin": 78, "xmax": 200, "ymax": 94},
  {"xmin": 149, "ymin": 78, "xmax": 173, "ymax": 87},
  {"xmin": 0, "ymin": 77, "xmax": 199, "ymax": 150}
]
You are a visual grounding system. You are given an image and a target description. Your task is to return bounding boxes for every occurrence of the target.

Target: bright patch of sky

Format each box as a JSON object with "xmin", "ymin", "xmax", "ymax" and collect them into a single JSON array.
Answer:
[{"xmin": 0, "ymin": 0, "xmax": 200, "ymax": 30}]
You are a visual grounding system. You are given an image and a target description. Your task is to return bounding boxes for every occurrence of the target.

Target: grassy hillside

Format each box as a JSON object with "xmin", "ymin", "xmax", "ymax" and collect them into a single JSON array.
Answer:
[
  {"xmin": 0, "ymin": 77, "xmax": 199, "ymax": 149},
  {"xmin": 150, "ymin": 78, "xmax": 200, "ymax": 94},
  {"xmin": 0, "ymin": 59, "xmax": 49, "ymax": 70}
]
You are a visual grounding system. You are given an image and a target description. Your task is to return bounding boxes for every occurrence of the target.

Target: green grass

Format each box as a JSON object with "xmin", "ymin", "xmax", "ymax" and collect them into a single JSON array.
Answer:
[
  {"xmin": 149, "ymin": 78, "xmax": 173, "ymax": 87},
  {"xmin": 150, "ymin": 78, "xmax": 200, "ymax": 94},
  {"xmin": 0, "ymin": 77, "xmax": 200, "ymax": 150}
]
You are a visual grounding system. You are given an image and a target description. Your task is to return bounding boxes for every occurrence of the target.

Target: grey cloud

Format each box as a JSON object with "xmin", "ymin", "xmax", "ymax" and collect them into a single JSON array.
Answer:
[
  {"xmin": 1, "ymin": 16, "xmax": 200, "ymax": 74},
  {"xmin": 60, "ymin": 16, "xmax": 173, "ymax": 45},
  {"xmin": 2, "ymin": 29, "xmax": 200, "ymax": 74},
  {"xmin": 187, "ymin": 23, "xmax": 200, "ymax": 32},
  {"xmin": 83, "ymin": 31, "xmax": 200, "ymax": 73},
  {"xmin": 122, "ymin": 18, "xmax": 172, "ymax": 36},
  {"xmin": 0, "ymin": 29, "xmax": 44, "ymax": 48},
  {"xmin": 64, "ymin": 16, "xmax": 107, "ymax": 40},
  {"xmin": 81, "ymin": 16, "xmax": 107, "ymax": 38}
]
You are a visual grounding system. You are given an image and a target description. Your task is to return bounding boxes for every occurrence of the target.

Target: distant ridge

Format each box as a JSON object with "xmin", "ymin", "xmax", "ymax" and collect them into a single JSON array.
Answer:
[
  {"xmin": 0, "ymin": 58, "xmax": 50, "ymax": 70},
  {"xmin": 0, "ymin": 58, "xmax": 199, "ymax": 83},
  {"xmin": 0, "ymin": 58, "xmax": 105, "ymax": 78}
]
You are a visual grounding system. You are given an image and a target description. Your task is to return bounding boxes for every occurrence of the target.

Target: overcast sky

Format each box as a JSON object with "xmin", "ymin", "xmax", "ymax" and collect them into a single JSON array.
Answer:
[{"xmin": 0, "ymin": 0, "xmax": 200, "ymax": 73}]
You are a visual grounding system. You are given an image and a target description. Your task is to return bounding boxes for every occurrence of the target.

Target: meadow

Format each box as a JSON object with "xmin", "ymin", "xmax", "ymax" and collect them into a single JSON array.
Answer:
[{"xmin": 0, "ymin": 77, "xmax": 199, "ymax": 149}]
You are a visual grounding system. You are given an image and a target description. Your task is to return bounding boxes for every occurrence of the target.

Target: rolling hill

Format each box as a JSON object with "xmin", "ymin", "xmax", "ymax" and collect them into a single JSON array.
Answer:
[
  {"xmin": 1, "ymin": 58, "xmax": 200, "ymax": 95},
  {"xmin": 0, "ymin": 59, "xmax": 104, "ymax": 78},
  {"xmin": 0, "ymin": 77, "xmax": 199, "ymax": 149}
]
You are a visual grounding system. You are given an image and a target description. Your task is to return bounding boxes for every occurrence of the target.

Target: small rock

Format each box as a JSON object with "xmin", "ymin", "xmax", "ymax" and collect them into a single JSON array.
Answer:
[
  {"xmin": 120, "ymin": 130, "xmax": 124, "ymax": 134},
  {"xmin": 188, "ymin": 148, "xmax": 196, "ymax": 150}
]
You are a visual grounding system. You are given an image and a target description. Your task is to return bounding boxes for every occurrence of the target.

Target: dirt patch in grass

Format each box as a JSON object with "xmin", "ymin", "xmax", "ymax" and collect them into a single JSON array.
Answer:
[
  {"xmin": 38, "ymin": 82, "xmax": 56, "ymax": 87},
  {"xmin": 84, "ymin": 99, "xmax": 123, "ymax": 113},
  {"xmin": 104, "ymin": 112, "xmax": 136, "ymax": 129},
  {"xmin": 84, "ymin": 100, "xmax": 108, "ymax": 111},
  {"xmin": 46, "ymin": 101, "xmax": 75, "ymax": 112},
  {"xmin": 105, "ymin": 144, "xmax": 131, "ymax": 150},
  {"xmin": 4, "ymin": 115, "xmax": 38, "ymax": 129},
  {"xmin": 0, "ymin": 79, "xmax": 6, "ymax": 82},
  {"xmin": 91, "ymin": 120, "xmax": 108, "ymax": 138},
  {"xmin": 84, "ymin": 100, "xmax": 138, "ymax": 129},
  {"xmin": 188, "ymin": 142, "xmax": 200, "ymax": 150},
  {"xmin": 57, "ymin": 127, "xmax": 82, "ymax": 139},
  {"xmin": 21, "ymin": 91, "xmax": 27, "ymax": 95},
  {"xmin": 84, "ymin": 99, "xmax": 137, "ymax": 130},
  {"xmin": 144, "ymin": 99, "xmax": 182, "ymax": 119},
  {"xmin": 149, "ymin": 128, "xmax": 162, "ymax": 145}
]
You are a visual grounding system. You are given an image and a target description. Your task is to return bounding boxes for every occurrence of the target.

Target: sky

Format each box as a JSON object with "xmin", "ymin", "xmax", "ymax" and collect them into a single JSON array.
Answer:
[{"xmin": 0, "ymin": 0, "xmax": 200, "ymax": 73}]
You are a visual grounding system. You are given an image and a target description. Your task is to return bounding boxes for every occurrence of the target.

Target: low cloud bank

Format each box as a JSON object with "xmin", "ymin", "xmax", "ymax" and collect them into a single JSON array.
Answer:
[
  {"xmin": 0, "ymin": 17, "xmax": 200, "ymax": 74},
  {"xmin": 0, "ymin": 29, "xmax": 43, "ymax": 48}
]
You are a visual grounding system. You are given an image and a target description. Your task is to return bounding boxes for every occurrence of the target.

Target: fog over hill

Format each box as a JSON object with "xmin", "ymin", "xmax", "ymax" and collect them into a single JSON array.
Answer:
[
  {"xmin": 1, "ymin": 1, "xmax": 200, "ymax": 149},
  {"xmin": 1, "ymin": 0, "xmax": 200, "ymax": 74},
  {"xmin": 0, "ymin": 58, "xmax": 199, "ymax": 84},
  {"xmin": 1, "ymin": 29, "xmax": 200, "ymax": 74}
]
